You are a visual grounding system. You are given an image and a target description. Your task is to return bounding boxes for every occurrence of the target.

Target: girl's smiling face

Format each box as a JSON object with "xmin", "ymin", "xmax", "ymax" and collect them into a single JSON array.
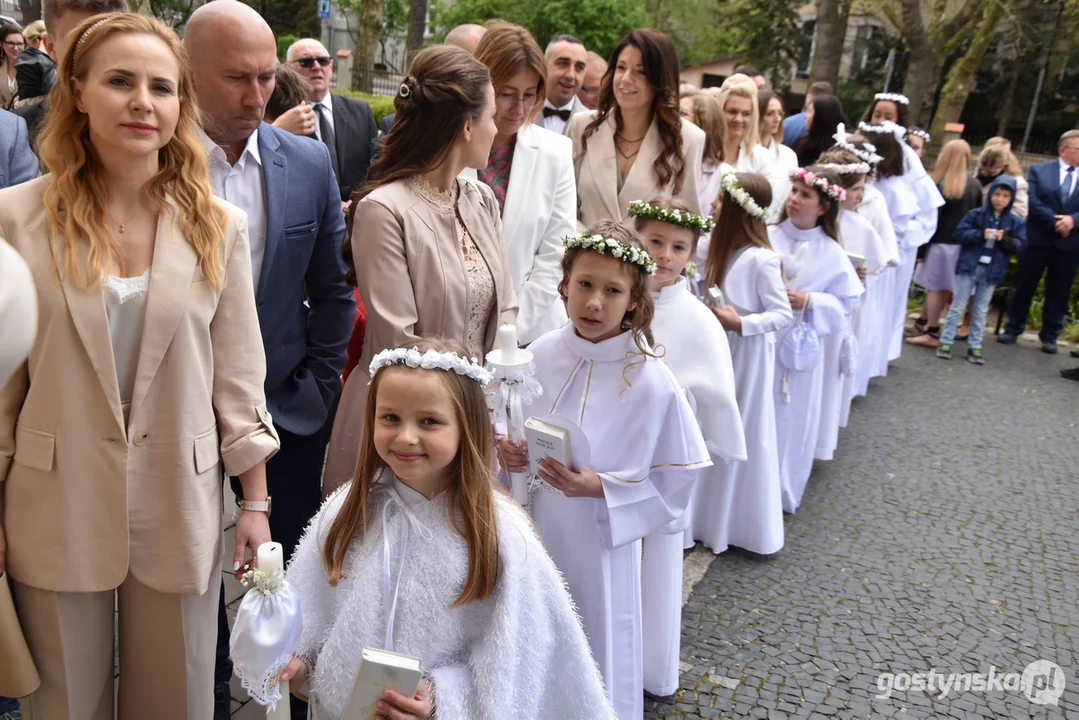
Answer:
[
  {"xmin": 641, "ymin": 219, "xmax": 695, "ymax": 289},
  {"xmin": 565, "ymin": 251, "xmax": 637, "ymax": 343}
]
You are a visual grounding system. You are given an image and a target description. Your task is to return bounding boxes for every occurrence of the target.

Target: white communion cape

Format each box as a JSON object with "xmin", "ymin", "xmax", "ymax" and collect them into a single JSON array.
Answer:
[
  {"xmin": 769, "ymin": 221, "xmax": 863, "ymax": 514},
  {"xmin": 525, "ymin": 323, "xmax": 710, "ymax": 719},
  {"xmin": 287, "ymin": 475, "xmax": 616, "ymax": 720},
  {"xmin": 688, "ymin": 245, "xmax": 792, "ymax": 555},
  {"xmin": 642, "ymin": 277, "xmax": 745, "ymax": 696},
  {"xmin": 856, "ymin": 185, "xmax": 899, "ymax": 385},
  {"xmin": 872, "ymin": 174, "xmax": 922, "ymax": 362}
]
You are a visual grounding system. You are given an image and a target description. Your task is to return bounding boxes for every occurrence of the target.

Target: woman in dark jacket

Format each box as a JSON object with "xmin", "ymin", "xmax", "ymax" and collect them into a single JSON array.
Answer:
[
  {"xmin": 908, "ymin": 139, "xmax": 983, "ymax": 345},
  {"xmin": 791, "ymin": 94, "xmax": 846, "ymax": 167}
]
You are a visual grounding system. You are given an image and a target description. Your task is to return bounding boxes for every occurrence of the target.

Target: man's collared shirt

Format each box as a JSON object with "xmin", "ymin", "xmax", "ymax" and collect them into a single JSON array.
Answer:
[
  {"xmin": 541, "ymin": 97, "xmax": 576, "ymax": 135},
  {"xmin": 1058, "ymin": 157, "xmax": 1077, "ymax": 201},
  {"xmin": 312, "ymin": 92, "xmax": 335, "ymax": 142},
  {"xmin": 199, "ymin": 126, "xmax": 268, "ymax": 292}
]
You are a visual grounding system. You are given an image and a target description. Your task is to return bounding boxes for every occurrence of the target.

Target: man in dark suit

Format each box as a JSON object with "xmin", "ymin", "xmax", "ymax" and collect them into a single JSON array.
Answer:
[
  {"xmin": 184, "ymin": 4, "xmax": 356, "ymax": 716},
  {"xmin": 287, "ymin": 37, "xmax": 377, "ymax": 205},
  {"xmin": 537, "ymin": 34, "xmax": 588, "ymax": 136},
  {"xmin": 999, "ymin": 130, "xmax": 1079, "ymax": 353},
  {"xmin": 0, "ymin": 109, "xmax": 37, "ymax": 187}
]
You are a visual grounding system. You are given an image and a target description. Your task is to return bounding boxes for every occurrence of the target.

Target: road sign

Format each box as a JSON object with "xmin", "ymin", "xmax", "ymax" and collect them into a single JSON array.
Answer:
[{"xmin": 318, "ymin": 0, "xmax": 331, "ymax": 19}]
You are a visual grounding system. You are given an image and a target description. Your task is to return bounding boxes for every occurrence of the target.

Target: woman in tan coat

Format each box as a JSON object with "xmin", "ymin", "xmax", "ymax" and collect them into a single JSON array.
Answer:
[
  {"xmin": 0, "ymin": 15, "xmax": 279, "ymax": 719},
  {"xmin": 567, "ymin": 28, "xmax": 705, "ymax": 228},
  {"xmin": 323, "ymin": 45, "xmax": 517, "ymax": 493}
]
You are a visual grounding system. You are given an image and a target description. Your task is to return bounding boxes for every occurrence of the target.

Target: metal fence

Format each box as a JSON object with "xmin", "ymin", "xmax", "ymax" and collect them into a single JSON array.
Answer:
[{"xmin": 366, "ymin": 69, "xmax": 407, "ymax": 97}]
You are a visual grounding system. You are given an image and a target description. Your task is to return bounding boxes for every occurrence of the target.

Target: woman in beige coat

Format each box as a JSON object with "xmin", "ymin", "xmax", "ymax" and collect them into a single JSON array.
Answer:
[
  {"xmin": 568, "ymin": 29, "xmax": 705, "ymax": 229},
  {"xmin": 323, "ymin": 45, "xmax": 517, "ymax": 493},
  {"xmin": 0, "ymin": 16, "xmax": 279, "ymax": 719}
]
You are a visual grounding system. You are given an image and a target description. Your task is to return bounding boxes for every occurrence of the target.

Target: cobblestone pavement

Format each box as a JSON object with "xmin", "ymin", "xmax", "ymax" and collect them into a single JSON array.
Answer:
[{"xmin": 646, "ymin": 339, "xmax": 1079, "ymax": 720}]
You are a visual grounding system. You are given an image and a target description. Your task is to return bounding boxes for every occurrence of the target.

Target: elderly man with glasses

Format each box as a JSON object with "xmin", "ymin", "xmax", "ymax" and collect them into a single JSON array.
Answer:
[{"xmin": 287, "ymin": 37, "xmax": 377, "ymax": 207}]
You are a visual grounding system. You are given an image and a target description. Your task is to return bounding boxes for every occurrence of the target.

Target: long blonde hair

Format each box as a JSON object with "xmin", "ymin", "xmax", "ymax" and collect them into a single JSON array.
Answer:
[
  {"xmin": 933, "ymin": 140, "xmax": 973, "ymax": 200},
  {"xmin": 716, "ymin": 75, "xmax": 760, "ymax": 155},
  {"xmin": 37, "ymin": 13, "xmax": 225, "ymax": 289},
  {"xmin": 322, "ymin": 338, "xmax": 501, "ymax": 605}
]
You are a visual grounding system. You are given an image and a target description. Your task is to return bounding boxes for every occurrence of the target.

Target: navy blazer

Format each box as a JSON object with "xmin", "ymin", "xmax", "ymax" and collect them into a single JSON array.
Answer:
[
  {"xmin": 256, "ymin": 123, "xmax": 355, "ymax": 436},
  {"xmin": 1026, "ymin": 159, "xmax": 1079, "ymax": 253},
  {"xmin": 0, "ymin": 109, "xmax": 38, "ymax": 189}
]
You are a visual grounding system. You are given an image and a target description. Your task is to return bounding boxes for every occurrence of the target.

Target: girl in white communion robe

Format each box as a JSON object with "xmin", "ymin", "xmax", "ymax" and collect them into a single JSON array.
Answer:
[
  {"xmin": 279, "ymin": 338, "xmax": 615, "ymax": 720},
  {"xmin": 497, "ymin": 220, "xmax": 711, "ymax": 720}
]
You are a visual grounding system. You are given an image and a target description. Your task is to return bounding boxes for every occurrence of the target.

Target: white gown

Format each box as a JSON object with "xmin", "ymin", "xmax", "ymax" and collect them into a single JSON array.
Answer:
[
  {"xmin": 287, "ymin": 475, "xmax": 616, "ymax": 720},
  {"xmin": 770, "ymin": 221, "xmax": 863, "ymax": 514},
  {"xmin": 689, "ymin": 245, "xmax": 792, "ymax": 555},
  {"xmin": 525, "ymin": 324, "xmax": 710, "ymax": 720},
  {"xmin": 641, "ymin": 277, "xmax": 745, "ymax": 696},
  {"xmin": 856, "ymin": 185, "xmax": 899, "ymax": 385},
  {"xmin": 871, "ymin": 174, "xmax": 921, "ymax": 362}
]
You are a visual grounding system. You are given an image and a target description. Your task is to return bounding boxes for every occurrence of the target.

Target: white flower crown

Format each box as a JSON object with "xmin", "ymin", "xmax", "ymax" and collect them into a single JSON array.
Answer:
[
  {"xmin": 907, "ymin": 128, "xmax": 930, "ymax": 142},
  {"xmin": 369, "ymin": 347, "xmax": 494, "ymax": 386},
  {"xmin": 628, "ymin": 200, "xmax": 715, "ymax": 233},
  {"xmin": 790, "ymin": 168, "xmax": 846, "ymax": 203},
  {"xmin": 563, "ymin": 232, "xmax": 658, "ymax": 276},
  {"xmin": 874, "ymin": 92, "xmax": 910, "ymax": 105},
  {"xmin": 814, "ymin": 162, "xmax": 872, "ymax": 175},
  {"xmin": 858, "ymin": 120, "xmax": 907, "ymax": 144},
  {"xmin": 832, "ymin": 123, "xmax": 884, "ymax": 165},
  {"xmin": 720, "ymin": 172, "xmax": 770, "ymax": 221}
]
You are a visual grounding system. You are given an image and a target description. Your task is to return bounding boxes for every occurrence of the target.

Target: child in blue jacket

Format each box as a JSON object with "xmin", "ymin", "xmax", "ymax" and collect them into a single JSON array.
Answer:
[{"xmin": 937, "ymin": 175, "xmax": 1026, "ymax": 364}]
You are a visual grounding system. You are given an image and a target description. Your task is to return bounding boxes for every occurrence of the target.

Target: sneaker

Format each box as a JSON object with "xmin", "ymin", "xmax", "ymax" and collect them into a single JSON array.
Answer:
[
  {"xmin": 936, "ymin": 344, "xmax": 953, "ymax": 359},
  {"xmin": 996, "ymin": 333, "xmax": 1017, "ymax": 345},
  {"xmin": 1041, "ymin": 339, "xmax": 1058, "ymax": 354},
  {"xmin": 967, "ymin": 348, "xmax": 985, "ymax": 365}
]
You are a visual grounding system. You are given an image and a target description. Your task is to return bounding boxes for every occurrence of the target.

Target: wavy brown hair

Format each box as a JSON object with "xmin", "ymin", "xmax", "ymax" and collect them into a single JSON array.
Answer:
[
  {"xmin": 322, "ymin": 337, "xmax": 502, "ymax": 605},
  {"xmin": 342, "ymin": 44, "xmax": 492, "ymax": 285},
  {"xmin": 703, "ymin": 172, "xmax": 773, "ymax": 292},
  {"xmin": 779, "ymin": 166, "xmax": 842, "ymax": 241},
  {"xmin": 38, "ymin": 13, "xmax": 225, "ymax": 288},
  {"xmin": 578, "ymin": 29, "xmax": 687, "ymax": 195},
  {"xmin": 474, "ymin": 20, "xmax": 546, "ymax": 125},
  {"xmin": 558, "ymin": 220, "xmax": 657, "ymax": 358}
]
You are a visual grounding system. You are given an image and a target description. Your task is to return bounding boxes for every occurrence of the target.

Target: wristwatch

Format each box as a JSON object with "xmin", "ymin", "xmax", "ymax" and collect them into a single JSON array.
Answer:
[{"xmin": 239, "ymin": 496, "xmax": 272, "ymax": 517}]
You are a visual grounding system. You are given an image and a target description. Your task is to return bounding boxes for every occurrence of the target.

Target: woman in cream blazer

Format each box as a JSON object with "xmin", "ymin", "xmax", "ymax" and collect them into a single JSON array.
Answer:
[
  {"xmin": 324, "ymin": 45, "xmax": 517, "ymax": 494},
  {"xmin": 0, "ymin": 16, "xmax": 279, "ymax": 719},
  {"xmin": 567, "ymin": 30, "xmax": 705, "ymax": 229}
]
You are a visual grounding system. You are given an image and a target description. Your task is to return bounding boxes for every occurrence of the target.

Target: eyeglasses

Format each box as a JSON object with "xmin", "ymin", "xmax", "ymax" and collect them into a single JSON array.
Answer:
[
  {"xmin": 293, "ymin": 56, "xmax": 332, "ymax": 69},
  {"xmin": 2, "ymin": 41, "xmax": 25, "ymax": 50}
]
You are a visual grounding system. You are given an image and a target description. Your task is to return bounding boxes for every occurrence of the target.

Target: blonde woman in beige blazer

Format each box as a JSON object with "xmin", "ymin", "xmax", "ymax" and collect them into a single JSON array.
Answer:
[
  {"xmin": 0, "ymin": 16, "xmax": 279, "ymax": 719},
  {"xmin": 567, "ymin": 29, "xmax": 705, "ymax": 230},
  {"xmin": 324, "ymin": 45, "xmax": 517, "ymax": 494}
]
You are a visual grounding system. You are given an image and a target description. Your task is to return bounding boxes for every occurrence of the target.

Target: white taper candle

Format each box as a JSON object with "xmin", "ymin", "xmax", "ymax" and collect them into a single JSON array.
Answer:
[{"xmin": 257, "ymin": 542, "xmax": 291, "ymax": 720}]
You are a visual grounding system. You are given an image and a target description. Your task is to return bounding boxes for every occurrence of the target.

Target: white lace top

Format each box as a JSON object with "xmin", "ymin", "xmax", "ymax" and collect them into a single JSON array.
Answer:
[
  {"xmin": 104, "ymin": 268, "xmax": 150, "ymax": 426},
  {"xmin": 407, "ymin": 176, "xmax": 495, "ymax": 358}
]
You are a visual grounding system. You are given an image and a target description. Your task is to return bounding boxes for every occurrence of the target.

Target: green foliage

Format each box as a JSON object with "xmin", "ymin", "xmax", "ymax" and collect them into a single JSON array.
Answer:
[
  {"xmin": 428, "ymin": 0, "xmax": 647, "ymax": 59},
  {"xmin": 1061, "ymin": 321, "xmax": 1079, "ymax": 343},
  {"xmin": 333, "ymin": 88, "xmax": 397, "ymax": 124},
  {"xmin": 145, "ymin": 0, "xmax": 199, "ymax": 30},
  {"xmin": 277, "ymin": 34, "xmax": 299, "ymax": 60},
  {"xmin": 242, "ymin": 0, "xmax": 321, "ymax": 41}
]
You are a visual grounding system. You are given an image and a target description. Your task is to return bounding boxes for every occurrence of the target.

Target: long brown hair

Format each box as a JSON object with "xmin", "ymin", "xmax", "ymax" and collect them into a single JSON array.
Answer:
[
  {"xmin": 933, "ymin": 140, "xmax": 973, "ymax": 200},
  {"xmin": 684, "ymin": 90, "xmax": 724, "ymax": 165},
  {"xmin": 342, "ymin": 45, "xmax": 492, "ymax": 285},
  {"xmin": 322, "ymin": 337, "xmax": 501, "ymax": 605},
  {"xmin": 578, "ymin": 29, "xmax": 686, "ymax": 194},
  {"xmin": 779, "ymin": 166, "xmax": 842, "ymax": 241},
  {"xmin": 37, "ymin": 13, "xmax": 225, "ymax": 289},
  {"xmin": 473, "ymin": 20, "xmax": 546, "ymax": 125},
  {"xmin": 859, "ymin": 129, "xmax": 904, "ymax": 178},
  {"xmin": 558, "ymin": 220, "xmax": 657, "ymax": 357},
  {"xmin": 703, "ymin": 172, "xmax": 772, "ymax": 291}
]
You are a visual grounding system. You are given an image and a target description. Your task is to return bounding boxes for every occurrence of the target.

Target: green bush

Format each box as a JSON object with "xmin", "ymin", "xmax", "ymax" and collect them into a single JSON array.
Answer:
[
  {"xmin": 277, "ymin": 34, "xmax": 299, "ymax": 60},
  {"xmin": 332, "ymin": 89, "xmax": 397, "ymax": 126}
]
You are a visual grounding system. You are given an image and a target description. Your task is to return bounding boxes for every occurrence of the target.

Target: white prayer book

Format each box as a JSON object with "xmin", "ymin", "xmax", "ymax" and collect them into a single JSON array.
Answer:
[
  {"xmin": 341, "ymin": 648, "xmax": 423, "ymax": 719},
  {"xmin": 525, "ymin": 417, "xmax": 572, "ymax": 477},
  {"xmin": 846, "ymin": 251, "xmax": 866, "ymax": 268}
]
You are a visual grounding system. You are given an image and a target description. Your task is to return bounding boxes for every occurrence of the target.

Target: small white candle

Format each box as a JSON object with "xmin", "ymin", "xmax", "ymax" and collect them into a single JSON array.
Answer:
[
  {"xmin": 498, "ymin": 324, "xmax": 518, "ymax": 364},
  {"xmin": 257, "ymin": 542, "xmax": 291, "ymax": 720}
]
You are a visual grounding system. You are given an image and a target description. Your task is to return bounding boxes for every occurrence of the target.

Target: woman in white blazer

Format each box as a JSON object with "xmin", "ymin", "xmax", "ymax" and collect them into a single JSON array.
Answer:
[
  {"xmin": 568, "ymin": 29, "xmax": 704, "ymax": 228},
  {"xmin": 712, "ymin": 76, "xmax": 786, "ymax": 219},
  {"xmin": 467, "ymin": 21, "xmax": 575, "ymax": 344}
]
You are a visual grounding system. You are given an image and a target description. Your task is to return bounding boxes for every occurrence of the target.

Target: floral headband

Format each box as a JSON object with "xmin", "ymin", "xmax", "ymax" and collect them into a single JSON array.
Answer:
[
  {"xmin": 369, "ymin": 347, "xmax": 493, "ymax": 386},
  {"xmin": 720, "ymin": 172, "xmax": 769, "ymax": 221},
  {"xmin": 563, "ymin": 232, "xmax": 657, "ymax": 276},
  {"xmin": 628, "ymin": 200, "xmax": 714, "ymax": 233},
  {"xmin": 790, "ymin": 168, "xmax": 846, "ymax": 203},
  {"xmin": 907, "ymin": 128, "xmax": 930, "ymax": 143},
  {"xmin": 832, "ymin": 123, "xmax": 883, "ymax": 165},
  {"xmin": 858, "ymin": 120, "xmax": 907, "ymax": 144},
  {"xmin": 814, "ymin": 162, "xmax": 872, "ymax": 176},
  {"xmin": 874, "ymin": 92, "xmax": 910, "ymax": 105}
]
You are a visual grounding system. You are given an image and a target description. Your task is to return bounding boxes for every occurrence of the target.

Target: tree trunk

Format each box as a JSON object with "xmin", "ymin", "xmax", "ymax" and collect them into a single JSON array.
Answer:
[
  {"xmin": 405, "ymin": 0, "xmax": 427, "ymax": 68},
  {"xmin": 17, "ymin": 0, "xmax": 41, "ymax": 23},
  {"xmin": 995, "ymin": 55, "xmax": 1024, "ymax": 137},
  {"xmin": 350, "ymin": 0, "xmax": 383, "ymax": 93},
  {"xmin": 926, "ymin": 0, "xmax": 1004, "ymax": 158},
  {"xmin": 808, "ymin": 0, "xmax": 852, "ymax": 89}
]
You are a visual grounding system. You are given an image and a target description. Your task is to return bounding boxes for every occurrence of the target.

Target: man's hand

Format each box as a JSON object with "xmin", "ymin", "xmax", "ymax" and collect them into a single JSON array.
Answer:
[
  {"xmin": 1054, "ymin": 214, "xmax": 1075, "ymax": 236},
  {"xmin": 273, "ymin": 102, "xmax": 316, "ymax": 137}
]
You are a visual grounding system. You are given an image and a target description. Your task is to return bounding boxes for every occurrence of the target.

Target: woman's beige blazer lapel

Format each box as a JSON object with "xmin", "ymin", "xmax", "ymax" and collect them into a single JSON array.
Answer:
[
  {"xmin": 617, "ymin": 118, "xmax": 662, "ymax": 210},
  {"xmin": 582, "ymin": 115, "xmax": 622, "ymax": 223}
]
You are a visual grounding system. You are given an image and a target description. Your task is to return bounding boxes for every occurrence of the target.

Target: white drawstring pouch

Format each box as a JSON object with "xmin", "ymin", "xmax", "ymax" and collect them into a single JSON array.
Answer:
[{"xmin": 230, "ymin": 568, "xmax": 304, "ymax": 710}]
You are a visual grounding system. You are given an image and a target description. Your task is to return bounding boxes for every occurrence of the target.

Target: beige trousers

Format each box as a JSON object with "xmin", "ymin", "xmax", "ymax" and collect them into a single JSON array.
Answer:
[{"xmin": 13, "ymin": 558, "xmax": 221, "ymax": 720}]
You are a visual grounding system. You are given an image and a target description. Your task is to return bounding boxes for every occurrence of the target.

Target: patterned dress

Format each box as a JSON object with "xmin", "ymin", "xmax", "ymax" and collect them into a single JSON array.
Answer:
[{"xmin": 478, "ymin": 139, "xmax": 516, "ymax": 216}]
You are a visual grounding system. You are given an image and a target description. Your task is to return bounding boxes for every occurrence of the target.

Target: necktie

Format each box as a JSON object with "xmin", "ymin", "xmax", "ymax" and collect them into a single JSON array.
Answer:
[
  {"xmin": 543, "ymin": 106, "xmax": 572, "ymax": 122},
  {"xmin": 316, "ymin": 102, "xmax": 340, "ymax": 179},
  {"xmin": 1061, "ymin": 167, "xmax": 1074, "ymax": 205}
]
